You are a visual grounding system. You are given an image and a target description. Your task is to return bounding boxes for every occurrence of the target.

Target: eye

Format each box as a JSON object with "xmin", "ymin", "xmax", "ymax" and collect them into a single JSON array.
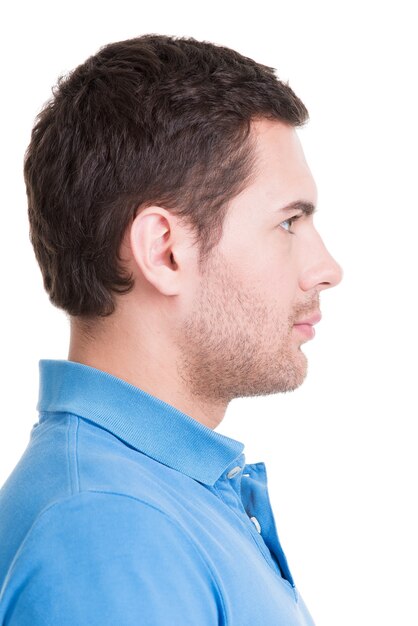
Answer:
[{"xmin": 279, "ymin": 214, "xmax": 302, "ymax": 235}]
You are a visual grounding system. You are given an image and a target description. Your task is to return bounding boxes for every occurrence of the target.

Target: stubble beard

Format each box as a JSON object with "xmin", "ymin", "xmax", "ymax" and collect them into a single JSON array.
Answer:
[{"xmin": 174, "ymin": 252, "xmax": 314, "ymax": 405}]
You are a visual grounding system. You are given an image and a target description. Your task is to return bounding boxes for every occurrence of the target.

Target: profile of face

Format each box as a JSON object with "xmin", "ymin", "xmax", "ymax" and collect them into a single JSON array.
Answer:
[{"xmin": 174, "ymin": 119, "xmax": 343, "ymax": 405}]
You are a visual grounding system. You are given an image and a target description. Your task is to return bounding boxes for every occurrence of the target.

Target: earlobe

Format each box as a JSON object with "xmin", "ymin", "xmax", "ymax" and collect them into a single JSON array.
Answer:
[{"xmin": 129, "ymin": 207, "xmax": 180, "ymax": 296}]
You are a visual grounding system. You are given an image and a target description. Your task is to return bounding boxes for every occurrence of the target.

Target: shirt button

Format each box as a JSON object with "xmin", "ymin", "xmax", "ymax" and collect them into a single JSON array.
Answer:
[
  {"xmin": 227, "ymin": 466, "xmax": 242, "ymax": 479},
  {"xmin": 250, "ymin": 516, "xmax": 262, "ymax": 534}
]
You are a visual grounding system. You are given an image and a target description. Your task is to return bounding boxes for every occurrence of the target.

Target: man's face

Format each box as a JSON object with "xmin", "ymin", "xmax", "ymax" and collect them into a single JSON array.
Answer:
[{"xmin": 175, "ymin": 119, "xmax": 342, "ymax": 405}]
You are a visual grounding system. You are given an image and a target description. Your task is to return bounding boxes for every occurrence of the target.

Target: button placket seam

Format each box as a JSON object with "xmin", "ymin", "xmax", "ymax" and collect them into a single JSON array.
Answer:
[
  {"xmin": 240, "ymin": 471, "xmax": 297, "ymax": 598},
  {"xmin": 213, "ymin": 482, "xmax": 290, "ymax": 587}
]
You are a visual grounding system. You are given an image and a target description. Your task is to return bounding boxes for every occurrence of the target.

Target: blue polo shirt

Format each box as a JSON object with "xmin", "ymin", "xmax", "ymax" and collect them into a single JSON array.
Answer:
[{"xmin": 0, "ymin": 359, "xmax": 315, "ymax": 625}]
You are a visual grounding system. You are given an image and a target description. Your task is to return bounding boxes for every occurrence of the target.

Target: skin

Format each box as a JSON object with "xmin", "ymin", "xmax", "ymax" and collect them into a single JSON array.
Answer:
[{"xmin": 68, "ymin": 118, "xmax": 343, "ymax": 429}]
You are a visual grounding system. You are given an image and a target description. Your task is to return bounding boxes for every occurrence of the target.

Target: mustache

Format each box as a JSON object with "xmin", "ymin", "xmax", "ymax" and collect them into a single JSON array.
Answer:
[{"xmin": 290, "ymin": 294, "xmax": 320, "ymax": 324}]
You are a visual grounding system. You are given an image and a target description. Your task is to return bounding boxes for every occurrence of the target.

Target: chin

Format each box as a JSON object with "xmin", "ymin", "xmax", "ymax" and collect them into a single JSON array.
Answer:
[
  {"xmin": 289, "ymin": 357, "xmax": 308, "ymax": 390},
  {"xmin": 284, "ymin": 376, "xmax": 306, "ymax": 393}
]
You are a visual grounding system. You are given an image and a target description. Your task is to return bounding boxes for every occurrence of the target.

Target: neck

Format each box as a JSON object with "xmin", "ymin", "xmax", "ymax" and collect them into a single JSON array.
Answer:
[{"xmin": 68, "ymin": 313, "xmax": 227, "ymax": 431}]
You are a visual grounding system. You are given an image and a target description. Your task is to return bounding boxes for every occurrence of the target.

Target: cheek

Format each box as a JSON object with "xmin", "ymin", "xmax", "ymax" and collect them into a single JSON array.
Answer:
[
  {"xmin": 244, "ymin": 262, "xmax": 297, "ymax": 315},
  {"xmin": 255, "ymin": 246, "xmax": 297, "ymax": 299},
  {"xmin": 269, "ymin": 272, "xmax": 296, "ymax": 311},
  {"xmin": 224, "ymin": 233, "xmax": 298, "ymax": 303}
]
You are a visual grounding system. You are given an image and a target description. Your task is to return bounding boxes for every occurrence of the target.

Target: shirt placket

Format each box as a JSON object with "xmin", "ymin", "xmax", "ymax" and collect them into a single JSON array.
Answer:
[
  {"xmin": 240, "ymin": 462, "xmax": 295, "ymax": 589},
  {"xmin": 215, "ymin": 457, "xmax": 296, "ymax": 592}
]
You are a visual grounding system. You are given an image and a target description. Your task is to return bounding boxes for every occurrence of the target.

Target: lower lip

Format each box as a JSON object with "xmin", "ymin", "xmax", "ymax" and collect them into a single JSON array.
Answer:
[{"xmin": 293, "ymin": 324, "xmax": 315, "ymax": 339}]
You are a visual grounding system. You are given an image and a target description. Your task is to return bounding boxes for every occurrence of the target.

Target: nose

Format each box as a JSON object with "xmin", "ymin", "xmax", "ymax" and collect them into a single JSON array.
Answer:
[{"xmin": 299, "ymin": 232, "xmax": 343, "ymax": 293}]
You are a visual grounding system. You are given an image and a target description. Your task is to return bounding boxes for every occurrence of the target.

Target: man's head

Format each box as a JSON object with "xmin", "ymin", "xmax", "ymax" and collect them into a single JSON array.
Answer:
[
  {"xmin": 25, "ymin": 34, "xmax": 342, "ymax": 419},
  {"xmin": 24, "ymin": 34, "xmax": 309, "ymax": 318}
]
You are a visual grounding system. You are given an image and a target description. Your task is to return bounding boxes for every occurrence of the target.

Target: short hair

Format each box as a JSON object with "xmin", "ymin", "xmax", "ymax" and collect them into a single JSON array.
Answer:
[{"xmin": 24, "ymin": 34, "xmax": 308, "ymax": 319}]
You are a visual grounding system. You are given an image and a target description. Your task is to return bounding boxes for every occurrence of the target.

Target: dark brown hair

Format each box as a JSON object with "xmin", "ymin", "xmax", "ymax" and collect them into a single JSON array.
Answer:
[{"xmin": 24, "ymin": 34, "xmax": 308, "ymax": 319}]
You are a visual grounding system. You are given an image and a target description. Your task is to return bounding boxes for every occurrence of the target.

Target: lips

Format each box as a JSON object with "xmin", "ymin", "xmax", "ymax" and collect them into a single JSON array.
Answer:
[
  {"xmin": 293, "ymin": 312, "xmax": 322, "ymax": 326},
  {"xmin": 293, "ymin": 311, "xmax": 322, "ymax": 340}
]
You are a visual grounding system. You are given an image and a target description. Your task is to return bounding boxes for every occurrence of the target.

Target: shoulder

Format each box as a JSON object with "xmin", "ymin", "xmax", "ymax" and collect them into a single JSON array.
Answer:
[
  {"xmin": 13, "ymin": 490, "xmax": 203, "ymax": 565},
  {"xmin": 1, "ymin": 491, "xmax": 225, "ymax": 625}
]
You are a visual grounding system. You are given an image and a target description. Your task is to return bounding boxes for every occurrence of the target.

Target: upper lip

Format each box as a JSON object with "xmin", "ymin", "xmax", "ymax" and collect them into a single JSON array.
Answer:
[{"xmin": 294, "ymin": 312, "xmax": 322, "ymax": 326}]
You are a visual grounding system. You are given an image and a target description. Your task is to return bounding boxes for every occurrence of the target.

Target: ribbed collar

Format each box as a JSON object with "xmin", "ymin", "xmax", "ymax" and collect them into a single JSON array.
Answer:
[{"xmin": 36, "ymin": 359, "xmax": 245, "ymax": 486}]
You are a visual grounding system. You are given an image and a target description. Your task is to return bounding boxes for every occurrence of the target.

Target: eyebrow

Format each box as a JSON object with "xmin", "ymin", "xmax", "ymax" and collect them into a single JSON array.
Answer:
[{"xmin": 277, "ymin": 201, "xmax": 317, "ymax": 216}]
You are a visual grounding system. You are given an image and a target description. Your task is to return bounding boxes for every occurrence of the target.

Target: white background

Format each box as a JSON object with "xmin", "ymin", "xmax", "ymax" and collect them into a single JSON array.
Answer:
[{"xmin": 1, "ymin": 1, "xmax": 417, "ymax": 624}]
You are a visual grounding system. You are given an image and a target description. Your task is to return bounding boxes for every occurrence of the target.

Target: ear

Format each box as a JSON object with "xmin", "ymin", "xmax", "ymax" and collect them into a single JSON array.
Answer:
[{"xmin": 129, "ymin": 206, "xmax": 191, "ymax": 296}]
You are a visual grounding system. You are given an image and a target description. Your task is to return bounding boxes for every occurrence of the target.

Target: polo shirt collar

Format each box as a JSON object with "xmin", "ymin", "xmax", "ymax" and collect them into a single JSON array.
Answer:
[{"xmin": 37, "ymin": 359, "xmax": 245, "ymax": 486}]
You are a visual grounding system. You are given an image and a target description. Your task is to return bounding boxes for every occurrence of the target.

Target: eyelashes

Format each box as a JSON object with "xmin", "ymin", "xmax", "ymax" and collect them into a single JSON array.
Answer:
[{"xmin": 279, "ymin": 214, "xmax": 302, "ymax": 235}]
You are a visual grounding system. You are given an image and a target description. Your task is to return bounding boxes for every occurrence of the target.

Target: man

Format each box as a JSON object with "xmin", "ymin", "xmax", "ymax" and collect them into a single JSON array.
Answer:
[{"xmin": 0, "ymin": 34, "xmax": 342, "ymax": 625}]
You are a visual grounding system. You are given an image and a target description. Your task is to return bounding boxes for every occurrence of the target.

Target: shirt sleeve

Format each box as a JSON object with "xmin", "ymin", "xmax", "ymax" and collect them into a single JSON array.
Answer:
[{"xmin": 1, "ymin": 491, "xmax": 225, "ymax": 625}]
